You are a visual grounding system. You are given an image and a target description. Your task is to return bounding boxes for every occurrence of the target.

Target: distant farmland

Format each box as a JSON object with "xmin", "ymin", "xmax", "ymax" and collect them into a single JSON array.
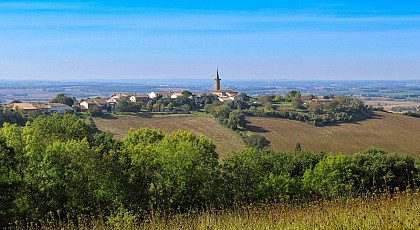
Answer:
[
  {"xmin": 93, "ymin": 114, "xmax": 245, "ymax": 159},
  {"xmin": 247, "ymin": 111, "xmax": 420, "ymax": 155}
]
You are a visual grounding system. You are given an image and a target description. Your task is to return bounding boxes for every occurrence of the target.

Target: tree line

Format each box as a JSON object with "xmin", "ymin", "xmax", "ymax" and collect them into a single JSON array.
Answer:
[
  {"xmin": 0, "ymin": 114, "xmax": 418, "ymax": 226},
  {"xmin": 403, "ymin": 110, "xmax": 420, "ymax": 118}
]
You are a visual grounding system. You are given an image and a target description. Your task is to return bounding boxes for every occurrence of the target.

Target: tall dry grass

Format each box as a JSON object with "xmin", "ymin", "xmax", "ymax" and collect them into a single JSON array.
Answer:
[{"xmin": 8, "ymin": 191, "xmax": 419, "ymax": 230}]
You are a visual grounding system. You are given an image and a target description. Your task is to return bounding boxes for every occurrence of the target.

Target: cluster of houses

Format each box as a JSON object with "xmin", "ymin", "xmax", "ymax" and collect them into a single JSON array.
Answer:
[
  {"xmin": 6, "ymin": 102, "xmax": 73, "ymax": 114},
  {"xmin": 4, "ymin": 69, "xmax": 243, "ymax": 114}
]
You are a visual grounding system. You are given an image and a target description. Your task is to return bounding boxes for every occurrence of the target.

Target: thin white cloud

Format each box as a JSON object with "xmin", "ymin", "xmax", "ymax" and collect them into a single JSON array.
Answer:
[{"xmin": 0, "ymin": 1, "xmax": 90, "ymax": 10}]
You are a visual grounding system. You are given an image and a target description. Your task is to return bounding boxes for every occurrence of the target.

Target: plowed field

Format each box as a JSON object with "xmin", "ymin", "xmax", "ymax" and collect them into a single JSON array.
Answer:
[
  {"xmin": 246, "ymin": 112, "xmax": 420, "ymax": 155},
  {"xmin": 93, "ymin": 114, "xmax": 244, "ymax": 159}
]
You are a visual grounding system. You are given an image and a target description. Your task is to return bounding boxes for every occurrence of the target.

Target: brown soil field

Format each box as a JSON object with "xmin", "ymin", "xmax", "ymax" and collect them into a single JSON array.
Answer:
[
  {"xmin": 246, "ymin": 111, "xmax": 420, "ymax": 155},
  {"xmin": 93, "ymin": 114, "xmax": 244, "ymax": 159},
  {"xmin": 364, "ymin": 100, "xmax": 420, "ymax": 111}
]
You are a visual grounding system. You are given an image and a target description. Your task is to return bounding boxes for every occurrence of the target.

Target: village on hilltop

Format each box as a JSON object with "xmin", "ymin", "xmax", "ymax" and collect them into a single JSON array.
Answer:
[{"xmin": 3, "ymin": 69, "xmax": 245, "ymax": 114}]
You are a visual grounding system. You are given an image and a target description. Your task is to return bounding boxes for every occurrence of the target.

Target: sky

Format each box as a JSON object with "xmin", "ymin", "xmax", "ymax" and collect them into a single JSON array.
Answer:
[{"xmin": 1, "ymin": 0, "xmax": 420, "ymax": 81}]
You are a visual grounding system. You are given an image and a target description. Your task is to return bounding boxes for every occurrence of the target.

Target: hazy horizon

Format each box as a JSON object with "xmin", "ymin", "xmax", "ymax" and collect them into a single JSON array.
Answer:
[{"xmin": 1, "ymin": 1, "xmax": 420, "ymax": 81}]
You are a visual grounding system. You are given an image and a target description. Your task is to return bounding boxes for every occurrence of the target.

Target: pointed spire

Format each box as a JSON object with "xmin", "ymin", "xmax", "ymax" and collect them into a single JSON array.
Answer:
[{"xmin": 214, "ymin": 67, "xmax": 221, "ymax": 91}]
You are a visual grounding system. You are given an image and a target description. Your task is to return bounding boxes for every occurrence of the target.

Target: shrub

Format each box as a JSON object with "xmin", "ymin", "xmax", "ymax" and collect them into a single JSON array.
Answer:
[
  {"xmin": 303, "ymin": 155, "xmax": 359, "ymax": 199},
  {"xmin": 354, "ymin": 147, "xmax": 417, "ymax": 192},
  {"xmin": 241, "ymin": 132, "xmax": 270, "ymax": 149}
]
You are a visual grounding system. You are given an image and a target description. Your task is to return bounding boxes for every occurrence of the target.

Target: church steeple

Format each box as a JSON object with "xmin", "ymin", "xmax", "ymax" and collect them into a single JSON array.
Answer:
[{"xmin": 214, "ymin": 67, "xmax": 221, "ymax": 91}]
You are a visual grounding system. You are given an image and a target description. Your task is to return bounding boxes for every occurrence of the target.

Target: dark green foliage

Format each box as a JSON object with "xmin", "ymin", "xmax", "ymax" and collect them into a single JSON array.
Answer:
[
  {"xmin": 241, "ymin": 132, "xmax": 270, "ymax": 149},
  {"xmin": 116, "ymin": 99, "xmax": 142, "ymax": 112},
  {"xmin": 212, "ymin": 104, "xmax": 231, "ymax": 120},
  {"xmin": 284, "ymin": 90, "xmax": 301, "ymax": 102},
  {"xmin": 0, "ymin": 107, "xmax": 27, "ymax": 127},
  {"xmin": 246, "ymin": 95, "xmax": 372, "ymax": 126},
  {"xmin": 289, "ymin": 151, "xmax": 326, "ymax": 177},
  {"xmin": 120, "ymin": 129, "xmax": 219, "ymax": 212},
  {"xmin": 50, "ymin": 93, "xmax": 76, "ymax": 106},
  {"xmin": 0, "ymin": 137, "xmax": 19, "ymax": 224},
  {"xmin": 181, "ymin": 90, "xmax": 192, "ymax": 98},
  {"xmin": 239, "ymin": 93, "xmax": 250, "ymax": 101},
  {"xmin": 27, "ymin": 113, "xmax": 95, "ymax": 143},
  {"xmin": 295, "ymin": 143, "xmax": 302, "ymax": 153},
  {"xmin": 198, "ymin": 93, "xmax": 218, "ymax": 108},
  {"xmin": 222, "ymin": 149, "xmax": 324, "ymax": 204},
  {"xmin": 403, "ymin": 110, "xmax": 420, "ymax": 118},
  {"xmin": 232, "ymin": 100, "xmax": 250, "ymax": 110},
  {"xmin": 90, "ymin": 105, "xmax": 103, "ymax": 117},
  {"xmin": 323, "ymin": 94, "xmax": 334, "ymax": 99},
  {"xmin": 354, "ymin": 147, "xmax": 417, "ymax": 191},
  {"xmin": 208, "ymin": 103, "xmax": 248, "ymax": 131},
  {"xmin": 227, "ymin": 110, "xmax": 246, "ymax": 130},
  {"xmin": 222, "ymin": 148, "xmax": 267, "ymax": 204},
  {"xmin": 0, "ymin": 113, "xmax": 418, "ymax": 226}
]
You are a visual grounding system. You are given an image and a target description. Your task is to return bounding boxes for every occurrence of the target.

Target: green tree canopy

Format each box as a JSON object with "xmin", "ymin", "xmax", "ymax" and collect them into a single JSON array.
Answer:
[
  {"xmin": 50, "ymin": 93, "xmax": 75, "ymax": 106},
  {"xmin": 181, "ymin": 90, "xmax": 192, "ymax": 98}
]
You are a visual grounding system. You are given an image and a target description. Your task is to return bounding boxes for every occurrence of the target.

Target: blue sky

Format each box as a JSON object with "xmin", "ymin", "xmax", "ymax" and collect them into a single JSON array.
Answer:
[{"xmin": 1, "ymin": 1, "xmax": 420, "ymax": 80}]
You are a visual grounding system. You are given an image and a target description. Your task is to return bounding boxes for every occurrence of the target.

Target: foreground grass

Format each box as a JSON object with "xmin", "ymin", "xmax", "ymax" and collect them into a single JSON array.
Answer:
[{"xmin": 14, "ymin": 191, "xmax": 420, "ymax": 230}]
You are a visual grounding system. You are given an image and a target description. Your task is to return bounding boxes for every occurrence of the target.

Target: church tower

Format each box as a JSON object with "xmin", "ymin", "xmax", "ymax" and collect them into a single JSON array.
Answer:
[{"xmin": 214, "ymin": 68, "xmax": 221, "ymax": 91}]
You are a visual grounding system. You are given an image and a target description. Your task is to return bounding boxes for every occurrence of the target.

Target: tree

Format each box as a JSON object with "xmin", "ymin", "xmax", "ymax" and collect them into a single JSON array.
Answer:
[
  {"xmin": 324, "ymin": 94, "xmax": 334, "ymax": 99},
  {"xmin": 228, "ymin": 110, "xmax": 246, "ymax": 130},
  {"xmin": 0, "ymin": 136, "xmax": 18, "ymax": 224},
  {"xmin": 307, "ymin": 94, "xmax": 316, "ymax": 100},
  {"xmin": 50, "ymin": 93, "xmax": 75, "ymax": 106},
  {"xmin": 303, "ymin": 155, "xmax": 358, "ymax": 199},
  {"xmin": 121, "ymin": 129, "xmax": 219, "ymax": 212},
  {"xmin": 0, "ymin": 108, "xmax": 27, "ymax": 127},
  {"xmin": 25, "ymin": 139, "xmax": 98, "ymax": 216},
  {"xmin": 222, "ymin": 148, "xmax": 265, "ymax": 204},
  {"xmin": 181, "ymin": 90, "xmax": 192, "ymax": 98},
  {"xmin": 273, "ymin": 94, "xmax": 282, "ymax": 102},
  {"xmin": 242, "ymin": 132, "xmax": 270, "ymax": 149},
  {"xmin": 284, "ymin": 90, "xmax": 301, "ymax": 102},
  {"xmin": 152, "ymin": 130, "xmax": 219, "ymax": 211},
  {"xmin": 239, "ymin": 92, "xmax": 250, "ymax": 101},
  {"xmin": 179, "ymin": 104, "xmax": 190, "ymax": 113},
  {"xmin": 291, "ymin": 97, "xmax": 303, "ymax": 109},
  {"xmin": 167, "ymin": 102, "xmax": 174, "ymax": 112},
  {"xmin": 10, "ymin": 100, "xmax": 22, "ymax": 103},
  {"xmin": 295, "ymin": 143, "xmax": 302, "ymax": 153},
  {"xmin": 152, "ymin": 103, "xmax": 160, "ymax": 112},
  {"xmin": 257, "ymin": 95, "xmax": 273, "ymax": 105},
  {"xmin": 146, "ymin": 101, "xmax": 153, "ymax": 112},
  {"xmin": 90, "ymin": 105, "xmax": 103, "ymax": 117},
  {"xmin": 354, "ymin": 147, "xmax": 417, "ymax": 192},
  {"xmin": 233, "ymin": 100, "xmax": 250, "ymax": 110},
  {"xmin": 212, "ymin": 104, "xmax": 231, "ymax": 119},
  {"xmin": 116, "ymin": 100, "xmax": 141, "ymax": 112}
]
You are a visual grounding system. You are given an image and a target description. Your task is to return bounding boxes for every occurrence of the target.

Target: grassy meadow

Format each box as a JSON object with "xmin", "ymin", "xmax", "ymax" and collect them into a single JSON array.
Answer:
[{"xmin": 17, "ymin": 191, "xmax": 420, "ymax": 229}]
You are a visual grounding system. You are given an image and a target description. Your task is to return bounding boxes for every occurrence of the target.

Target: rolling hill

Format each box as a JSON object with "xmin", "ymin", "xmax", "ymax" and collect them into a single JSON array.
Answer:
[
  {"xmin": 93, "ymin": 114, "xmax": 245, "ymax": 159},
  {"xmin": 94, "ymin": 111, "xmax": 420, "ymax": 158},
  {"xmin": 246, "ymin": 111, "xmax": 420, "ymax": 155}
]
